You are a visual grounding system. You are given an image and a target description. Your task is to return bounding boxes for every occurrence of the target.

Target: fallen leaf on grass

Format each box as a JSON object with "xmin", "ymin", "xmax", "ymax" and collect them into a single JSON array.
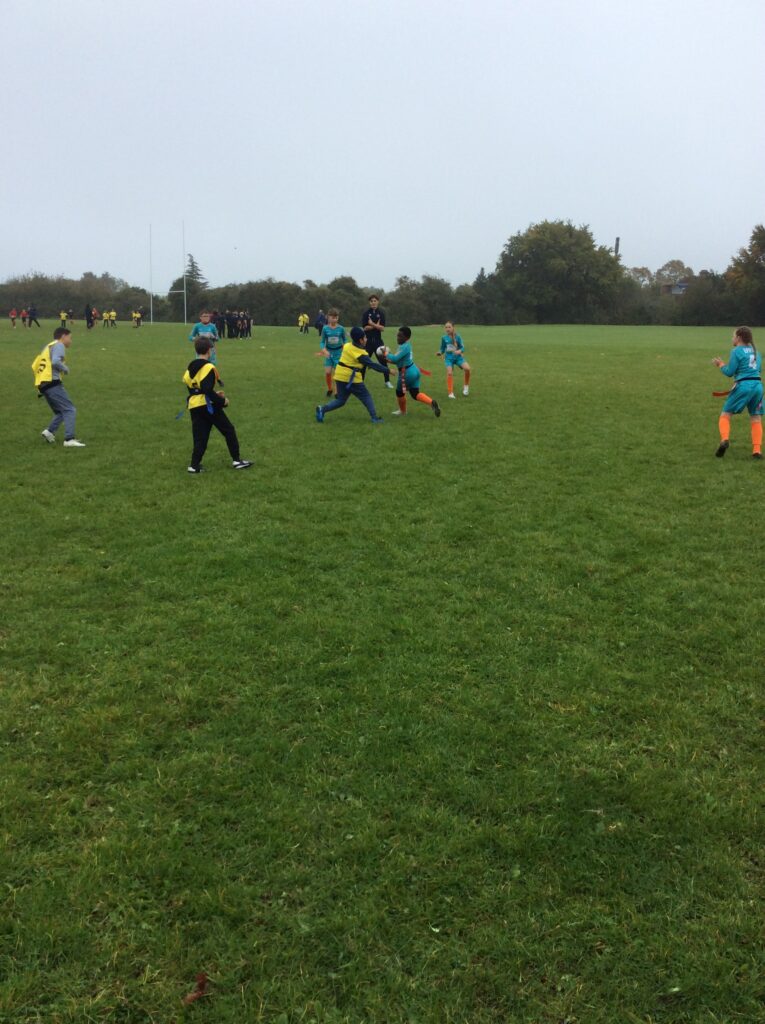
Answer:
[{"xmin": 182, "ymin": 972, "xmax": 209, "ymax": 1005}]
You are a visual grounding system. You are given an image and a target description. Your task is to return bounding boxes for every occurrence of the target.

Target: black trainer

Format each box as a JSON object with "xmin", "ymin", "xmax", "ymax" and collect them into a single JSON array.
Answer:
[
  {"xmin": 232, "ymin": 460, "xmax": 253, "ymax": 469},
  {"xmin": 753, "ymin": 452, "xmax": 763, "ymax": 460},
  {"xmin": 715, "ymin": 440, "xmax": 729, "ymax": 458},
  {"xmin": 432, "ymin": 400, "xmax": 441, "ymax": 418},
  {"xmin": 187, "ymin": 466, "xmax": 204, "ymax": 474}
]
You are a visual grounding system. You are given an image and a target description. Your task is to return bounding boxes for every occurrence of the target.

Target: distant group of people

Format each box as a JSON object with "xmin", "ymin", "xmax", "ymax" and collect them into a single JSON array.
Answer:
[
  {"xmin": 8, "ymin": 306, "xmax": 41, "ymax": 328},
  {"xmin": 297, "ymin": 312, "xmax": 311, "ymax": 334},
  {"xmin": 8, "ymin": 306, "xmax": 145, "ymax": 328},
  {"xmin": 84, "ymin": 304, "xmax": 110, "ymax": 329},
  {"xmin": 212, "ymin": 310, "xmax": 252, "ymax": 339}
]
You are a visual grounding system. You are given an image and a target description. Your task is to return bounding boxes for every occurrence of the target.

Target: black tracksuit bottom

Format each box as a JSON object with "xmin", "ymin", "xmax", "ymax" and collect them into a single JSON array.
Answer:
[{"xmin": 190, "ymin": 407, "xmax": 241, "ymax": 468}]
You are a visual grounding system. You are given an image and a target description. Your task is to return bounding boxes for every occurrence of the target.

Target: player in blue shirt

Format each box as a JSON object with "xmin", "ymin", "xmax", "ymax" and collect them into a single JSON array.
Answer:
[
  {"xmin": 437, "ymin": 321, "xmax": 472, "ymax": 398},
  {"xmin": 383, "ymin": 327, "xmax": 441, "ymax": 419},
  {"xmin": 712, "ymin": 326, "xmax": 763, "ymax": 458},
  {"xmin": 319, "ymin": 308, "xmax": 346, "ymax": 396},
  {"xmin": 189, "ymin": 310, "xmax": 220, "ymax": 365}
]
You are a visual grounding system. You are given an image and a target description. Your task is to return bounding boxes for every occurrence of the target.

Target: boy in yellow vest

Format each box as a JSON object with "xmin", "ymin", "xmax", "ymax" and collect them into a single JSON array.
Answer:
[
  {"xmin": 183, "ymin": 337, "xmax": 252, "ymax": 473},
  {"xmin": 315, "ymin": 326, "xmax": 386, "ymax": 423},
  {"xmin": 33, "ymin": 327, "xmax": 86, "ymax": 447}
]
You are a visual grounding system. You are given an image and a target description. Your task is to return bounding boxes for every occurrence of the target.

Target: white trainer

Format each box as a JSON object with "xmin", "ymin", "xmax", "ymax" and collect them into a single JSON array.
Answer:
[
  {"xmin": 41, "ymin": 429, "xmax": 56, "ymax": 443},
  {"xmin": 447, "ymin": 393, "xmax": 456, "ymax": 399},
  {"xmin": 392, "ymin": 410, "xmax": 406, "ymax": 416},
  {"xmin": 385, "ymin": 380, "xmax": 394, "ymax": 389},
  {"xmin": 463, "ymin": 385, "xmax": 470, "ymax": 396},
  {"xmin": 63, "ymin": 439, "xmax": 86, "ymax": 447}
]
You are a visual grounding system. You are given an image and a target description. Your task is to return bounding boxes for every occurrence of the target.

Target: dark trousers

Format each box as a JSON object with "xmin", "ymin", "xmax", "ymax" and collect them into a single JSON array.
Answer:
[
  {"xmin": 321, "ymin": 380, "xmax": 379, "ymax": 420},
  {"xmin": 190, "ymin": 407, "xmax": 240, "ymax": 468}
]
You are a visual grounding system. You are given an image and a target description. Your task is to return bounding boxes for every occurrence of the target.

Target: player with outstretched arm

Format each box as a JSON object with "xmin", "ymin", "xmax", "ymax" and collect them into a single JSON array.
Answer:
[
  {"xmin": 382, "ymin": 326, "xmax": 441, "ymax": 419},
  {"xmin": 712, "ymin": 325, "xmax": 763, "ymax": 459},
  {"xmin": 315, "ymin": 326, "xmax": 386, "ymax": 424}
]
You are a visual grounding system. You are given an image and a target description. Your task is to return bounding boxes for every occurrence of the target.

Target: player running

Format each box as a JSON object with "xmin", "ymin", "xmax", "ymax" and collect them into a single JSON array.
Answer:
[
  {"xmin": 383, "ymin": 327, "xmax": 441, "ymax": 419},
  {"xmin": 712, "ymin": 326, "xmax": 763, "ymax": 459},
  {"xmin": 437, "ymin": 321, "xmax": 472, "ymax": 398},
  {"xmin": 315, "ymin": 326, "xmax": 386, "ymax": 424}
]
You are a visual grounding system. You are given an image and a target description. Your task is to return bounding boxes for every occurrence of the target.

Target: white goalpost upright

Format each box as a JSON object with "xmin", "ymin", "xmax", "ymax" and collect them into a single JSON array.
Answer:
[
  {"xmin": 148, "ymin": 224, "xmax": 154, "ymax": 324},
  {"xmin": 167, "ymin": 221, "xmax": 188, "ymax": 323}
]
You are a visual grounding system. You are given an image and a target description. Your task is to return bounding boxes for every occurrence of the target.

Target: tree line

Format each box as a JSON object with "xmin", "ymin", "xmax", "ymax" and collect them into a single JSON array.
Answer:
[{"xmin": 3, "ymin": 222, "xmax": 763, "ymax": 326}]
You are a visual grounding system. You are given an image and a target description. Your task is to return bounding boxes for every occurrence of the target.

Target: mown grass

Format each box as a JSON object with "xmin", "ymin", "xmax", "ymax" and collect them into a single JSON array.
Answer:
[{"xmin": 1, "ymin": 320, "xmax": 762, "ymax": 1023}]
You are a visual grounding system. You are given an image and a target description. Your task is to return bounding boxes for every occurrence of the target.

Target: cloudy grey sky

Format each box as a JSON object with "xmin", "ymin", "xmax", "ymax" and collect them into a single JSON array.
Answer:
[{"xmin": 4, "ymin": 0, "xmax": 764, "ymax": 293}]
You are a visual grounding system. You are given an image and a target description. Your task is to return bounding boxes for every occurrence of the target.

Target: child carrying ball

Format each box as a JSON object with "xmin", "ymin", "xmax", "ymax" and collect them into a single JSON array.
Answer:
[{"xmin": 383, "ymin": 327, "xmax": 441, "ymax": 419}]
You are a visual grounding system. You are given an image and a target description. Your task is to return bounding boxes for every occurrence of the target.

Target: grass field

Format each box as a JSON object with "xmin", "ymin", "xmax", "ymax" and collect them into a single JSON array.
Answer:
[{"xmin": 2, "ymin": 321, "xmax": 763, "ymax": 1023}]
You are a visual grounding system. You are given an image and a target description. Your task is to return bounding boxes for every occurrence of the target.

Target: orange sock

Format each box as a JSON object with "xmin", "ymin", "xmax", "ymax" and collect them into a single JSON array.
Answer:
[
  {"xmin": 325, "ymin": 370, "xmax": 333, "ymax": 391},
  {"xmin": 751, "ymin": 421, "xmax": 762, "ymax": 453},
  {"xmin": 447, "ymin": 372, "xmax": 454, "ymax": 394},
  {"xmin": 718, "ymin": 415, "xmax": 730, "ymax": 442},
  {"xmin": 416, "ymin": 392, "xmax": 433, "ymax": 406},
  {"xmin": 397, "ymin": 394, "xmax": 407, "ymax": 414},
  {"xmin": 465, "ymin": 368, "xmax": 471, "ymax": 385}
]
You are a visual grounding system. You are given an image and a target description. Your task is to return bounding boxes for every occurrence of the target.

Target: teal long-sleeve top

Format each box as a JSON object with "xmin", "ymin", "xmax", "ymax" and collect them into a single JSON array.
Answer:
[
  {"xmin": 385, "ymin": 340, "xmax": 415, "ymax": 369},
  {"xmin": 439, "ymin": 333, "xmax": 464, "ymax": 355},
  {"xmin": 720, "ymin": 345, "xmax": 761, "ymax": 381},
  {"xmin": 189, "ymin": 322, "xmax": 219, "ymax": 344}
]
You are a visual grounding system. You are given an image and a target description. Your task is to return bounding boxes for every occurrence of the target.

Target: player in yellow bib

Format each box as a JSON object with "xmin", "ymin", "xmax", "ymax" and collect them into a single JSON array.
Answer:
[
  {"xmin": 183, "ymin": 337, "xmax": 252, "ymax": 473},
  {"xmin": 315, "ymin": 327, "xmax": 386, "ymax": 424},
  {"xmin": 33, "ymin": 327, "xmax": 86, "ymax": 447}
]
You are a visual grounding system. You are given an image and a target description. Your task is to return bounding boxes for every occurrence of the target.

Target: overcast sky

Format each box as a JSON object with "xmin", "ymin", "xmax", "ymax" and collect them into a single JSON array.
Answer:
[{"xmin": 4, "ymin": 0, "xmax": 763, "ymax": 293}]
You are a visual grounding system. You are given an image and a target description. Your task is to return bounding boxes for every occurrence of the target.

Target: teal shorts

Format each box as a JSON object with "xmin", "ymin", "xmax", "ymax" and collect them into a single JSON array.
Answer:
[
  {"xmin": 403, "ymin": 365, "xmax": 421, "ymax": 390},
  {"xmin": 444, "ymin": 352, "xmax": 465, "ymax": 368},
  {"xmin": 722, "ymin": 381, "xmax": 764, "ymax": 416},
  {"xmin": 324, "ymin": 348, "xmax": 342, "ymax": 369}
]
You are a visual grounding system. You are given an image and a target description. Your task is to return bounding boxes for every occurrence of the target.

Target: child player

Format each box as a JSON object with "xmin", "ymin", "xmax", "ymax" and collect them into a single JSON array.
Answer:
[
  {"xmin": 33, "ymin": 326, "xmax": 86, "ymax": 447},
  {"xmin": 361, "ymin": 293, "xmax": 393, "ymax": 388},
  {"xmin": 315, "ymin": 326, "xmax": 386, "ymax": 424},
  {"xmin": 189, "ymin": 309, "xmax": 220, "ymax": 365},
  {"xmin": 437, "ymin": 320, "xmax": 472, "ymax": 398},
  {"xmin": 183, "ymin": 337, "xmax": 253, "ymax": 473},
  {"xmin": 712, "ymin": 326, "xmax": 763, "ymax": 459},
  {"xmin": 318, "ymin": 307, "xmax": 346, "ymax": 396},
  {"xmin": 383, "ymin": 327, "xmax": 441, "ymax": 418}
]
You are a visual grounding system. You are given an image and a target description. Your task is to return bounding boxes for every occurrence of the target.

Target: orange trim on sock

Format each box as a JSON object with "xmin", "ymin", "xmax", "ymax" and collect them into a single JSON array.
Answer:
[
  {"xmin": 465, "ymin": 368, "xmax": 471, "ymax": 384},
  {"xmin": 447, "ymin": 372, "xmax": 453, "ymax": 394},
  {"xmin": 397, "ymin": 395, "xmax": 407, "ymax": 413},
  {"xmin": 416, "ymin": 392, "xmax": 433, "ymax": 406},
  {"xmin": 718, "ymin": 415, "xmax": 730, "ymax": 442},
  {"xmin": 325, "ymin": 371, "xmax": 333, "ymax": 389}
]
